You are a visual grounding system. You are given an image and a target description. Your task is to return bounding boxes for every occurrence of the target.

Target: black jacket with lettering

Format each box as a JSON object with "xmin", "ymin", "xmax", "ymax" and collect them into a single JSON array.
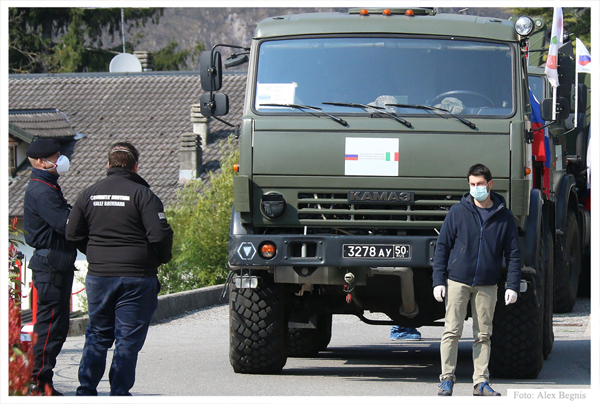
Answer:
[{"xmin": 65, "ymin": 167, "xmax": 173, "ymax": 277}]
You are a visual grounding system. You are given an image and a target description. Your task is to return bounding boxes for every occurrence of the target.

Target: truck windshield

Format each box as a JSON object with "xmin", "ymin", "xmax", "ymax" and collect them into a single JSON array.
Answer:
[{"xmin": 255, "ymin": 37, "xmax": 514, "ymax": 116}]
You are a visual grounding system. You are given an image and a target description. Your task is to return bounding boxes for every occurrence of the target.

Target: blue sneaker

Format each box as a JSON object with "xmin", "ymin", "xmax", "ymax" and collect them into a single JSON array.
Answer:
[
  {"xmin": 438, "ymin": 379, "xmax": 454, "ymax": 396},
  {"xmin": 390, "ymin": 327, "xmax": 421, "ymax": 340},
  {"xmin": 473, "ymin": 381, "xmax": 501, "ymax": 396}
]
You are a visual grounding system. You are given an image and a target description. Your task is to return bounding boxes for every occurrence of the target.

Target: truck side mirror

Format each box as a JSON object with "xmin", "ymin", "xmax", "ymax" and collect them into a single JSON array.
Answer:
[
  {"xmin": 200, "ymin": 92, "xmax": 229, "ymax": 117},
  {"xmin": 541, "ymin": 98, "xmax": 570, "ymax": 121},
  {"xmin": 200, "ymin": 51, "xmax": 223, "ymax": 92},
  {"xmin": 557, "ymin": 54, "xmax": 574, "ymax": 100}
]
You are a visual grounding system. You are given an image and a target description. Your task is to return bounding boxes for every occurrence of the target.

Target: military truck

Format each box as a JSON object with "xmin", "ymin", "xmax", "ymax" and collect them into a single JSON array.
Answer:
[{"xmin": 199, "ymin": 8, "xmax": 591, "ymax": 379}]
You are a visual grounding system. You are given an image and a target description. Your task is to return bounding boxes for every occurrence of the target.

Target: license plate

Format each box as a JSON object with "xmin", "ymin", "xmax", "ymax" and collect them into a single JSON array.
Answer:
[{"xmin": 343, "ymin": 244, "xmax": 411, "ymax": 259}]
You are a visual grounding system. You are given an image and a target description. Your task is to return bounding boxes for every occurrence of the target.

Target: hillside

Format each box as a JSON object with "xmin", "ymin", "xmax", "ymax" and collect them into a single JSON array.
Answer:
[{"xmin": 118, "ymin": 7, "xmax": 513, "ymax": 70}]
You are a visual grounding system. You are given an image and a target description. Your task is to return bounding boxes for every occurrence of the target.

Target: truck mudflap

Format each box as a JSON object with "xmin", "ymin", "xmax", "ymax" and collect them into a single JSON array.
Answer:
[{"xmin": 228, "ymin": 234, "xmax": 437, "ymax": 268}]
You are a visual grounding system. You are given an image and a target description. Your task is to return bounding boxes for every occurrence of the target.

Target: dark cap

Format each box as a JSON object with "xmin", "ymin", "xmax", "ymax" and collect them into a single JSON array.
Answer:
[{"xmin": 26, "ymin": 139, "xmax": 61, "ymax": 159}]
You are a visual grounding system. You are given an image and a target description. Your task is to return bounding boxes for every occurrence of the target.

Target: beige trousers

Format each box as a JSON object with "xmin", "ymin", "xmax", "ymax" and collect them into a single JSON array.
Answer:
[{"xmin": 439, "ymin": 279, "xmax": 498, "ymax": 384}]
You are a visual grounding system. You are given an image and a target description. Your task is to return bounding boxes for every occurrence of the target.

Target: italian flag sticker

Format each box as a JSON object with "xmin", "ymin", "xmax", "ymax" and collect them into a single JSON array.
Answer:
[
  {"xmin": 345, "ymin": 138, "xmax": 399, "ymax": 176},
  {"xmin": 386, "ymin": 152, "xmax": 400, "ymax": 162}
]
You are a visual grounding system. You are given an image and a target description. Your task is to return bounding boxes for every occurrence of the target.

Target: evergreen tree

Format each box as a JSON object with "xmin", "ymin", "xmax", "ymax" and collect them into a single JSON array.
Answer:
[{"xmin": 9, "ymin": 7, "xmax": 202, "ymax": 73}]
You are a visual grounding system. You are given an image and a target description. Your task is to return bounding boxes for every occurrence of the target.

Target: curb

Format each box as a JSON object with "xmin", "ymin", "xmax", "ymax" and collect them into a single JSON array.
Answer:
[{"xmin": 68, "ymin": 284, "xmax": 228, "ymax": 337}]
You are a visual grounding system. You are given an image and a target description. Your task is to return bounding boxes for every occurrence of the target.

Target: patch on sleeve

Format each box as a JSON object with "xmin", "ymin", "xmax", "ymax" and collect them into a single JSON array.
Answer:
[{"xmin": 158, "ymin": 212, "xmax": 166, "ymax": 220}]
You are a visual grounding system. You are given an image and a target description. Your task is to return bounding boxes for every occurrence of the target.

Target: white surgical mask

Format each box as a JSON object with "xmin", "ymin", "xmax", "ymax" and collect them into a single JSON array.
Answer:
[
  {"xmin": 45, "ymin": 155, "xmax": 70, "ymax": 175},
  {"xmin": 470, "ymin": 185, "xmax": 489, "ymax": 202}
]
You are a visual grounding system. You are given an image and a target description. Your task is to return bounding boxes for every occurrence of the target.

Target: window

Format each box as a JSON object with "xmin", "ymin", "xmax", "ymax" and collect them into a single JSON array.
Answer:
[{"xmin": 255, "ymin": 36, "xmax": 515, "ymax": 116}]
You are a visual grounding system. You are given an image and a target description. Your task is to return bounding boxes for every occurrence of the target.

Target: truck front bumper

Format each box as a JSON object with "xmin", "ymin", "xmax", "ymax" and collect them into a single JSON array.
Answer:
[{"xmin": 228, "ymin": 234, "xmax": 437, "ymax": 269}]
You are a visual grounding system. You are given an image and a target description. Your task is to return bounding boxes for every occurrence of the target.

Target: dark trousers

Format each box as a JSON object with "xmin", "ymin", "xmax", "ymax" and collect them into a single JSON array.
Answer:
[
  {"xmin": 76, "ymin": 275, "xmax": 159, "ymax": 396},
  {"xmin": 31, "ymin": 268, "xmax": 75, "ymax": 387}
]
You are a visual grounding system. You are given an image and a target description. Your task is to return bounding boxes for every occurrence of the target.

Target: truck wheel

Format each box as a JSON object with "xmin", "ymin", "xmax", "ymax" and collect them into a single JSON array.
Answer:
[
  {"xmin": 578, "ymin": 251, "xmax": 591, "ymax": 297},
  {"xmin": 541, "ymin": 218, "xmax": 554, "ymax": 360},
  {"xmin": 577, "ymin": 207, "xmax": 591, "ymax": 297},
  {"xmin": 316, "ymin": 314, "xmax": 333, "ymax": 351},
  {"xmin": 553, "ymin": 211, "xmax": 581, "ymax": 313},
  {"xmin": 229, "ymin": 275, "xmax": 288, "ymax": 374},
  {"xmin": 288, "ymin": 314, "xmax": 333, "ymax": 357},
  {"xmin": 490, "ymin": 278, "xmax": 544, "ymax": 379}
]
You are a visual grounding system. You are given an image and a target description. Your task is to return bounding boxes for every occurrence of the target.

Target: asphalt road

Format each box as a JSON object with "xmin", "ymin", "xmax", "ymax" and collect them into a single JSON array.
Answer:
[{"xmin": 51, "ymin": 297, "xmax": 591, "ymax": 400}]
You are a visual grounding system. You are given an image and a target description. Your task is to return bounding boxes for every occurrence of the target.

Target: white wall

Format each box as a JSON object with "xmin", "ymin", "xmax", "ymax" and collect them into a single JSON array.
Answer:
[{"xmin": 10, "ymin": 219, "xmax": 88, "ymax": 313}]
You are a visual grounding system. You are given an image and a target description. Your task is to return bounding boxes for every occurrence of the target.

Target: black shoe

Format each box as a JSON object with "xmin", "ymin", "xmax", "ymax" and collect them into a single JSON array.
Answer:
[
  {"xmin": 473, "ymin": 381, "xmax": 501, "ymax": 396},
  {"xmin": 26, "ymin": 382, "xmax": 64, "ymax": 396},
  {"xmin": 438, "ymin": 379, "xmax": 454, "ymax": 396}
]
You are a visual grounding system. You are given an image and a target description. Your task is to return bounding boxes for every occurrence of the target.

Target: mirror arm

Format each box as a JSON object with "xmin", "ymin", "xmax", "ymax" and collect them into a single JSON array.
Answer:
[
  {"xmin": 207, "ymin": 43, "xmax": 250, "ymax": 96},
  {"xmin": 536, "ymin": 121, "xmax": 558, "ymax": 132},
  {"xmin": 212, "ymin": 116, "xmax": 237, "ymax": 129},
  {"xmin": 554, "ymin": 126, "xmax": 576, "ymax": 138}
]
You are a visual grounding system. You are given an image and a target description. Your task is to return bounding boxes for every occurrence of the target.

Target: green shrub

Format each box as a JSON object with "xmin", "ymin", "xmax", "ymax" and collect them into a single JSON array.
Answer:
[{"xmin": 158, "ymin": 138, "xmax": 238, "ymax": 294}]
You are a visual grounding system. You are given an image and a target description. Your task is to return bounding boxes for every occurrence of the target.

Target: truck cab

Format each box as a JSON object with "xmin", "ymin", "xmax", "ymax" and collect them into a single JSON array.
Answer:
[{"xmin": 200, "ymin": 8, "xmax": 590, "ymax": 379}]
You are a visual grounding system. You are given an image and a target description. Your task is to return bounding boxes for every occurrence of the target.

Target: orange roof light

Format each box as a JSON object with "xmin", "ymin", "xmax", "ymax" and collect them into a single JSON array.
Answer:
[
  {"xmin": 233, "ymin": 163, "xmax": 239, "ymax": 172},
  {"xmin": 405, "ymin": 10, "xmax": 415, "ymax": 16},
  {"xmin": 382, "ymin": 9, "xmax": 392, "ymax": 16},
  {"xmin": 360, "ymin": 9, "xmax": 369, "ymax": 16}
]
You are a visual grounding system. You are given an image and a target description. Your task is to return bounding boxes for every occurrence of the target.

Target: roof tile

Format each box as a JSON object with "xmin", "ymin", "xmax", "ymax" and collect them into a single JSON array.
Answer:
[{"xmin": 9, "ymin": 72, "xmax": 246, "ymax": 216}]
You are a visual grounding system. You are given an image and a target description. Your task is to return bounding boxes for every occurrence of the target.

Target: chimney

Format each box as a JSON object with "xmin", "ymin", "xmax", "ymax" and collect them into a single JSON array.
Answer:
[
  {"xmin": 190, "ymin": 104, "xmax": 209, "ymax": 148},
  {"xmin": 133, "ymin": 51, "xmax": 153, "ymax": 72},
  {"xmin": 179, "ymin": 132, "xmax": 202, "ymax": 184},
  {"xmin": 178, "ymin": 104, "xmax": 209, "ymax": 184}
]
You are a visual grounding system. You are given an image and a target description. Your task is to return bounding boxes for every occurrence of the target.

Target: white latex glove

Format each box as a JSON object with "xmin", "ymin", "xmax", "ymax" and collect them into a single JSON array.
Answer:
[
  {"xmin": 434, "ymin": 285, "xmax": 446, "ymax": 302},
  {"xmin": 505, "ymin": 289, "xmax": 518, "ymax": 305}
]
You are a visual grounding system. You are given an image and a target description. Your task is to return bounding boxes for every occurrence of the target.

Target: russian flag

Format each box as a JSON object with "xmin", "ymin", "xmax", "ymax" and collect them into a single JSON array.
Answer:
[
  {"xmin": 530, "ymin": 89, "xmax": 551, "ymax": 197},
  {"xmin": 579, "ymin": 55, "xmax": 591, "ymax": 66},
  {"xmin": 576, "ymin": 38, "xmax": 592, "ymax": 74},
  {"xmin": 345, "ymin": 154, "xmax": 359, "ymax": 161}
]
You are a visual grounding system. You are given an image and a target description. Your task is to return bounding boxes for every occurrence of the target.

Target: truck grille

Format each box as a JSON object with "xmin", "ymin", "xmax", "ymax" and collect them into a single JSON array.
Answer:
[{"xmin": 297, "ymin": 191, "xmax": 462, "ymax": 226}]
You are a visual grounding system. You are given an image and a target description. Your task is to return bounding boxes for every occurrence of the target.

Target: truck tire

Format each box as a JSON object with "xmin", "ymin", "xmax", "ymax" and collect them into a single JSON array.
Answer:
[
  {"xmin": 578, "ymin": 251, "xmax": 590, "ymax": 297},
  {"xmin": 541, "ymin": 218, "xmax": 554, "ymax": 360},
  {"xmin": 288, "ymin": 314, "xmax": 333, "ymax": 357},
  {"xmin": 490, "ymin": 281, "xmax": 544, "ymax": 379},
  {"xmin": 553, "ymin": 211, "xmax": 581, "ymax": 313},
  {"xmin": 229, "ymin": 276, "xmax": 288, "ymax": 374}
]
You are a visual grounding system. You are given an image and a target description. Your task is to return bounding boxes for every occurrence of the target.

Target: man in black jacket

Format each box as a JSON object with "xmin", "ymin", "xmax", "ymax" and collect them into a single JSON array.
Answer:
[
  {"xmin": 24, "ymin": 138, "xmax": 76, "ymax": 396},
  {"xmin": 66, "ymin": 141, "xmax": 173, "ymax": 396},
  {"xmin": 432, "ymin": 164, "xmax": 521, "ymax": 397}
]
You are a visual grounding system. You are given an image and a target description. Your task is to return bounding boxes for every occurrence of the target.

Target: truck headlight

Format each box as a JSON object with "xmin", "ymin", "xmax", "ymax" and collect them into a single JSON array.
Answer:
[
  {"xmin": 515, "ymin": 16, "xmax": 534, "ymax": 37},
  {"xmin": 260, "ymin": 193, "xmax": 287, "ymax": 219}
]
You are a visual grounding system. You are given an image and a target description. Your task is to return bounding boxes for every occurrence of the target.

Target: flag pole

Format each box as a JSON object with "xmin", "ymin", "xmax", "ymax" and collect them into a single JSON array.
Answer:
[
  {"xmin": 574, "ymin": 69, "xmax": 579, "ymax": 128},
  {"xmin": 552, "ymin": 87, "xmax": 557, "ymax": 121}
]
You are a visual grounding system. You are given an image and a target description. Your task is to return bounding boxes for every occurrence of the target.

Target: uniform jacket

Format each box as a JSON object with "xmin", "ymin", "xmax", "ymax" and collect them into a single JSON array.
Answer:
[
  {"xmin": 432, "ymin": 191, "xmax": 521, "ymax": 291},
  {"xmin": 65, "ymin": 167, "xmax": 173, "ymax": 277},
  {"xmin": 24, "ymin": 168, "xmax": 78, "ymax": 276}
]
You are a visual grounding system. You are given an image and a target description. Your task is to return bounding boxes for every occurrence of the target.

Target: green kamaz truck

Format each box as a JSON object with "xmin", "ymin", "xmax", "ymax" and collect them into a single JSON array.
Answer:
[{"xmin": 199, "ymin": 8, "xmax": 591, "ymax": 379}]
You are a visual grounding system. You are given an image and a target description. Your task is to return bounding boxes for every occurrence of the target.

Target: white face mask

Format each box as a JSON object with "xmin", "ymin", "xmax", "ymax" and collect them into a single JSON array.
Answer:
[
  {"xmin": 470, "ymin": 185, "xmax": 490, "ymax": 202},
  {"xmin": 45, "ymin": 155, "xmax": 70, "ymax": 175}
]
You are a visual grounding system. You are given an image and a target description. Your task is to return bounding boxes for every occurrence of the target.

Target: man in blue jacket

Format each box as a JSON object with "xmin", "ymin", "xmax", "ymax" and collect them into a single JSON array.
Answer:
[{"xmin": 432, "ymin": 164, "xmax": 520, "ymax": 397}]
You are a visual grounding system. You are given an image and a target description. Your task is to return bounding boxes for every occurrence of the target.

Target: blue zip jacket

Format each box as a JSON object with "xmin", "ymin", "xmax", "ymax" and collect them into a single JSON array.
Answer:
[{"xmin": 432, "ymin": 191, "xmax": 521, "ymax": 292}]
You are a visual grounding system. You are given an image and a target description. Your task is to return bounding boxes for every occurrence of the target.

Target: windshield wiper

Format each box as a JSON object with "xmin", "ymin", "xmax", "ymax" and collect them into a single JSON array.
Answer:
[
  {"xmin": 259, "ymin": 103, "xmax": 348, "ymax": 127},
  {"xmin": 386, "ymin": 103, "xmax": 477, "ymax": 130},
  {"xmin": 322, "ymin": 102, "xmax": 412, "ymax": 128}
]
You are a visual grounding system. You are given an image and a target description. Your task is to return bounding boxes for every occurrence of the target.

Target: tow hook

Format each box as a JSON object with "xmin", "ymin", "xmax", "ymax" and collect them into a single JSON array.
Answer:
[{"xmin": 344, "ymin": 272, "xmax": 355, "ymax": 303}]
